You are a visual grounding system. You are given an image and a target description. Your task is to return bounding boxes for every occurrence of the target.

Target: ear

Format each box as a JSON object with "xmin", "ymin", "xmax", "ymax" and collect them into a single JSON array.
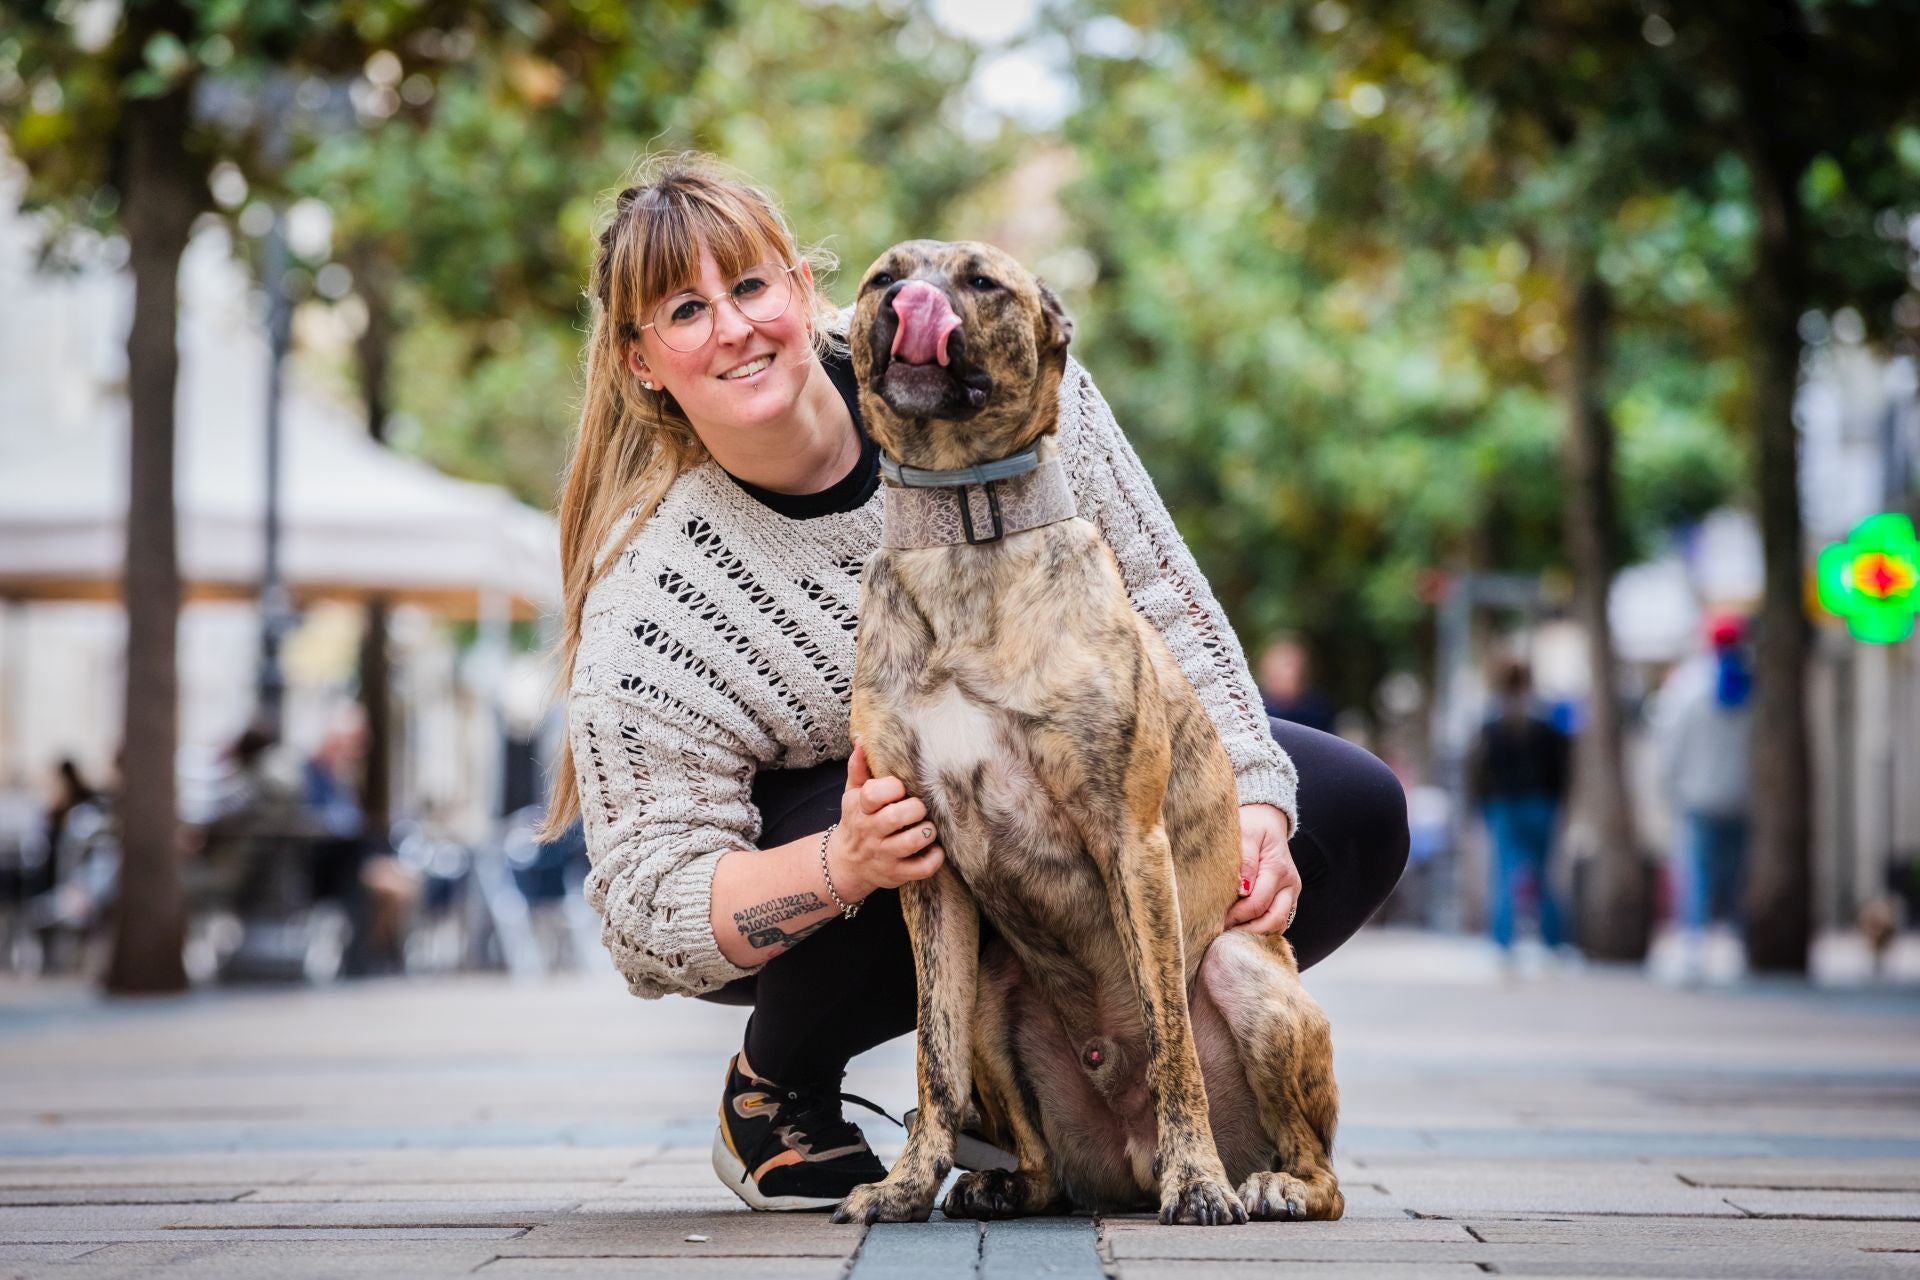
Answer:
[
  {"xmin": 624, "ymin": 341, "xmax": 651, "ymax": 381},
  {"xmin": 1038, "ymin": 280, "xmax": 1074, "ymax": 352}
]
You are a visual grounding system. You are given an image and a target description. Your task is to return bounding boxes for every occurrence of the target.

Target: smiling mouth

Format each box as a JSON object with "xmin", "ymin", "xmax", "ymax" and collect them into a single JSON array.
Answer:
[{"xmin": 721, "ymin": 354, "xmax": 774, "ymax": 380}]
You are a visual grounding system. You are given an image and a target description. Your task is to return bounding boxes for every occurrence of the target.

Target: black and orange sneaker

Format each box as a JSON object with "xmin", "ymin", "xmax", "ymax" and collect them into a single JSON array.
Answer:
[{"xmin": 711, "ymin": 1054, "xmax": 893, "ymax": 1211}]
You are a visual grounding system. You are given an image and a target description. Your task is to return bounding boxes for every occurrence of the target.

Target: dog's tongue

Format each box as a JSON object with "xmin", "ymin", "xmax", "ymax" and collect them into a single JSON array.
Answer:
[{"xmin": 889, "ymin": 281, "xmax": 961, "ymax": 367}]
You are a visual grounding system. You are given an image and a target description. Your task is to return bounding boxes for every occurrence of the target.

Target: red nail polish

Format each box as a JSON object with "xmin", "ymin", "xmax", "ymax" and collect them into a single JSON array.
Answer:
[{"xmin": 1239, "ymin": 878, "xmax": 1252, "ymax": 896}]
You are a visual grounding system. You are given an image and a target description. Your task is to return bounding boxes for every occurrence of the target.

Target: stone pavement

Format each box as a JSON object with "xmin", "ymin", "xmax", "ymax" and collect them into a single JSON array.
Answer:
[{"xmin": 1, "ymin": 928, "xmax": 1917, "ymax": 1278}]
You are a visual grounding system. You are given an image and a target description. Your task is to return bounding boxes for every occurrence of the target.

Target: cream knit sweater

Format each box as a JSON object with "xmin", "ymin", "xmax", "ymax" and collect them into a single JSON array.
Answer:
[{"xmin": 569, "ymin": 358, "xmax": 1297, "ymax": 999}]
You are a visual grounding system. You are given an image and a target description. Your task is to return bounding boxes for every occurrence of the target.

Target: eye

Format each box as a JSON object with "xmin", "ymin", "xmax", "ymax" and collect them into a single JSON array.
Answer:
[
  {"xmin": 733, "ymin": 274, "xmax": 769, "ymax": 298},
  {"xmin": 668, "ymin": 298, "xmax": 707, "ymax": 325},
  {"xmin": 868, "ymin": 270, "xmax": 895, "ymax": 290},
  {"xmin": 966, "ymin": 274, "xmax": 1000, "ymax": 291}
]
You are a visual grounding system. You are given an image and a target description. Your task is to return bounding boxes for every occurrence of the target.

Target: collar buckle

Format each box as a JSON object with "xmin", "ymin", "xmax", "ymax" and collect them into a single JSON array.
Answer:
[{"xmin": 958, "ymin": 481, "xmax": 1005, "ymax": 544}]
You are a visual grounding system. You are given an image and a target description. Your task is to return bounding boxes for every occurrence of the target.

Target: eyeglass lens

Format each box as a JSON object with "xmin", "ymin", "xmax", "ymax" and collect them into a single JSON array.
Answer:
[{"xmin": 650, "ymin": 264, "xmax": 792, "ymax": 351}]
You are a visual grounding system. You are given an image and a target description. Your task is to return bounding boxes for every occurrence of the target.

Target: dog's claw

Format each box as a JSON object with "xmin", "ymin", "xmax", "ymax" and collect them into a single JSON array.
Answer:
[{"xmin": 1160, "ymin": 1169, "xmax": 1244, "ymax": 1226}]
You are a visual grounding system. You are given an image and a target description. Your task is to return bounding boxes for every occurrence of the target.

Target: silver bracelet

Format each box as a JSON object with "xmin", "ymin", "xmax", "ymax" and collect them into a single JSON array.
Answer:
[{"xmin": 819, "ymin": 823, "xmax": 860, "ymax": 919}]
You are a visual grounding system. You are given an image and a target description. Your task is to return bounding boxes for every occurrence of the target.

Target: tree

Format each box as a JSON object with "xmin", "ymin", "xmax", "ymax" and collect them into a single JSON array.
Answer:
[
  {"xmin": 0, "ymin": 0, "xmax": 733, "ymax": 990},
  {"xmin": 1060, "ymin": 4, "xmax": 1744, "ymax": 963}
]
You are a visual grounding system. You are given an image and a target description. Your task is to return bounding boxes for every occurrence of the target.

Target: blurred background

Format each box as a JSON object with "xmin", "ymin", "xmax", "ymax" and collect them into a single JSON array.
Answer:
[{"xmin": 0, "ymin": 0, "xmax": 1916, "ymax": 995}]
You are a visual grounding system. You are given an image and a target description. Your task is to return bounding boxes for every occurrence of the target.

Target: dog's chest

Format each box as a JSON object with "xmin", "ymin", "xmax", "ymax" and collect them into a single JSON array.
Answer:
[{"xmin": 908, "ymin": 685, "xmax": 1084, "ymax": 883}]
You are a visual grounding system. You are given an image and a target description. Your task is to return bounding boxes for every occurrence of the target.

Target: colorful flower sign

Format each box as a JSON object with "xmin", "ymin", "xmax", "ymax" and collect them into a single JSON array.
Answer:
[{"xmin": 1816, "ymin": 512, "xmax": 1920, "ymax": 644}]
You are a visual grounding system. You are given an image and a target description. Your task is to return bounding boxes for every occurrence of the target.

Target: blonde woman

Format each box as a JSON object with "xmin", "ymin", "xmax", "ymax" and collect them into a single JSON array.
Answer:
[{"xmin": 548, "ymin": 154, "xmax": 1408, "ymax": 1211}]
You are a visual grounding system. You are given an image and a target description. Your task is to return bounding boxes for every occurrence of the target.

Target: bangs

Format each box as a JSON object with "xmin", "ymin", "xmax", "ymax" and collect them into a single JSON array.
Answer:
[{"xmin": 633, "ymin": 185, "xmax": 788, "ymax": 312}]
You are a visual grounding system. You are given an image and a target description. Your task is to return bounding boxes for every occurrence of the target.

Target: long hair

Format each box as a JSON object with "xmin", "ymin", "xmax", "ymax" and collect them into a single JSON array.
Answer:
[{"xmin": 542, "ymin": 153, "xmax": 840, "ymax": 838}]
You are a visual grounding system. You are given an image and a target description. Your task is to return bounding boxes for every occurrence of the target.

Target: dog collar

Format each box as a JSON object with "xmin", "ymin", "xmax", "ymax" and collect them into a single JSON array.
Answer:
[{"xmin": 880, "ymin": 448, "xmax": 1077, "ymax": 548}]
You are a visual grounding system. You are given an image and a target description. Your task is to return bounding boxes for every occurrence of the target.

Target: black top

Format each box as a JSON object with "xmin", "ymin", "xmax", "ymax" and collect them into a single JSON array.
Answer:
[
  {"xmin": 723, "ymin": 350, "xmax": 881, "ymax": 519},
  {"xmin": 1468, "ymin": 712, "xmax": 1572, "ymax": 803}
]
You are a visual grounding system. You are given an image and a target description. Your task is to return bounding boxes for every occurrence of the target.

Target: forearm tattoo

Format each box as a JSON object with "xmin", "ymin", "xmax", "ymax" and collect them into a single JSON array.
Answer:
[{"xmin": 734, "ymin": 890, "xmax": 832, "ymax": 951}]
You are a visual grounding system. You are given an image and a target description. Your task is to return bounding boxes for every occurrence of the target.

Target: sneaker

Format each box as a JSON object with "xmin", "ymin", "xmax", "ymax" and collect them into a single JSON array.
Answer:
[{"xmin": 712, "ymin": 1054, "xmax": 894, "ymax": 1211}]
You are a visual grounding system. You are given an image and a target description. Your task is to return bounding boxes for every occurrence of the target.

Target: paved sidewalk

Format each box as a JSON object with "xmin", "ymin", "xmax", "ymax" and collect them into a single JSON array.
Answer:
[{"xmin": 1, "ymin": 929, "xmax": 1917, "ymax": 1278}]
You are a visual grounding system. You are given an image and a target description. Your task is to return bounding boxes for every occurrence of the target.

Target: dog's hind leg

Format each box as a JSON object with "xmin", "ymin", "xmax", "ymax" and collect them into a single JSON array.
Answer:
[
  {"xmin": 832, "ymin": 866, "xmax": 979, "ymax": 1225},
  {"xmin": 942, "ymin": 942, "xmax": 1068, "ymax": 1219},
  {"xmin": 1197, "ymin": 930, "xmax": 1343, "ymax": 1221}
]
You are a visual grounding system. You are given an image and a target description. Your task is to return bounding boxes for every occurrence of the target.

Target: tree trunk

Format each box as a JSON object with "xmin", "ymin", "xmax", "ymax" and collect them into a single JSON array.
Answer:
[
  {"xmin": 1558, "ymin": 265, "xmax": 1649, "ymax": 961},
  {"xmin": 1739, "ymin": 120, "xmax": 1814, "ymax": 975},
  {"xmin": 104, "ymin": 61, "xmax": 201, "ymax": 994},
  {"xmin": 351, "ymin": 244, "xmax": 395, "ymax": 839}
]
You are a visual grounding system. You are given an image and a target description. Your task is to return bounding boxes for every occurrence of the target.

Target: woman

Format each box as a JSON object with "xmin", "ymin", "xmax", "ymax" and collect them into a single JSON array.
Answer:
[{"xmin": 547, "ymin": 154, "xmax": 1408, "ymax": 1211}]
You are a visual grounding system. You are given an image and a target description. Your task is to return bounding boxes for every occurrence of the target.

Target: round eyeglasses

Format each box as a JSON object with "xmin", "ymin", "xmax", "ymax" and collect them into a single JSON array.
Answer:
[{"xmin": 640, "ymin": 262, "xmax": 797, "ymax": 353}]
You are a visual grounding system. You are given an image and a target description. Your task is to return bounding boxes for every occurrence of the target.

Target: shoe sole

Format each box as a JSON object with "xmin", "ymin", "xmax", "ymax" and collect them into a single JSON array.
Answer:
[
  {"xmin": 711, "ymin": 1126, "xmax": 844, "ymax": 1212},
  {"xmin": 902, "ymin": 1108, "xmax": 1018, "ymax": 1173}
]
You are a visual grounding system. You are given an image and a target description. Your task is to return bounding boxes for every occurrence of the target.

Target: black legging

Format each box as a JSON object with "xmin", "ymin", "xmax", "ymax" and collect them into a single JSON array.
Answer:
[{"xmin": 700, "ymin": 717, "xmax": 1409, "ymax": 1090}]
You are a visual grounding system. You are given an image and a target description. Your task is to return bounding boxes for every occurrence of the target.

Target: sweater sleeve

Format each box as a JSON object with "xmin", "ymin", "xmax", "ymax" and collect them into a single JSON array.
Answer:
[
  {"xmin": 1058, "ymin": 360, "xmax": 1300, "ymax": 828},
  {"xmin": 569, "ymin": 679, "xmax": 762, "ymax": 999}
]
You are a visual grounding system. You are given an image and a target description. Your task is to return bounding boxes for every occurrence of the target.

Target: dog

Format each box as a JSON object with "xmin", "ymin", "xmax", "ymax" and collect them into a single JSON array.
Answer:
[{"xmin": 832, "ymin": 240, "xmax": 1344, "ymax": 1226}]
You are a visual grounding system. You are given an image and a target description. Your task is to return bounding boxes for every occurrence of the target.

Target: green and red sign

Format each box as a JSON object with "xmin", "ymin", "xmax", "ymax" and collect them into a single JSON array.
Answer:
[{"xmin": 1816, "ymin": 512, "xmax": 1919, "ymax": 644}]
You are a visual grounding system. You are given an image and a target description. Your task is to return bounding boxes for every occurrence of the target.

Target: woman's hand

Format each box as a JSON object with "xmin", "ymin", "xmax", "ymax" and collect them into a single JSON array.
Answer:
[
  {"xmin": 827, "ymin": 741, "xmax": 945, "ymax": 902},
  {"xmin": 1226, "ymin": 803, "xmax": 1301, "ymax": 934}
]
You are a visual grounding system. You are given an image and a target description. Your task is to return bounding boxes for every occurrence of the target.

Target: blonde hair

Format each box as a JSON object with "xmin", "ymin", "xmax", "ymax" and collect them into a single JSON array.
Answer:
[{"xmin": 542, "ymin": 153, "xmax": 841, "ymax": 838}]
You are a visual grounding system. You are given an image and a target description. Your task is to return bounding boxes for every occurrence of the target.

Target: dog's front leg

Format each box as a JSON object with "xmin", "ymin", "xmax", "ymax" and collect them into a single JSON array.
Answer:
[
  {"xmin": 1104, "ymin": 821, "xmax": 1246, "ymax": 1226},
  {"xmin": 832, "ymin": 865, "xmax": 979, "ymax": 1224}
]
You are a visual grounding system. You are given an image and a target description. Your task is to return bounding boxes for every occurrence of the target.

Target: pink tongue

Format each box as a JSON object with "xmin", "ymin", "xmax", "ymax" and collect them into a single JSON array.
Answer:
[{"xmin": 889, "ymin": 281, "xmax": 961, "ymax": 367}]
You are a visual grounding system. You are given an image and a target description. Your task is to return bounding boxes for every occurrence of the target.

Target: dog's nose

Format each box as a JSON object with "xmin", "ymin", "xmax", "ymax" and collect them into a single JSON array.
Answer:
[{"xmin": 890, "ymin": 280, "xmax": 961, "ymax": 367}]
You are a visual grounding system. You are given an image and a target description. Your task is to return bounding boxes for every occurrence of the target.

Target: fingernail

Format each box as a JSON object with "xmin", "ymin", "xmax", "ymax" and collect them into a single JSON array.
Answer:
[{"xmin": 1239, "ymin": 878, "xmax": 1252, "ymax": 896}]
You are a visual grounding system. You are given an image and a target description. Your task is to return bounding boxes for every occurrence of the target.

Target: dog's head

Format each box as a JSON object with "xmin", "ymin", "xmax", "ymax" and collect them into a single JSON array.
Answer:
[{"xmin": 850, "ymin": 239, "xmax": 1074, "ymax": 471}]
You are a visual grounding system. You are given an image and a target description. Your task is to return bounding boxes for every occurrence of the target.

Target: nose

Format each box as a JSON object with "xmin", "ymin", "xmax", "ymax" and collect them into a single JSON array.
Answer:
[{"xmin": 711, "ymin": 292, "xmax": 756, "ymax": 345}]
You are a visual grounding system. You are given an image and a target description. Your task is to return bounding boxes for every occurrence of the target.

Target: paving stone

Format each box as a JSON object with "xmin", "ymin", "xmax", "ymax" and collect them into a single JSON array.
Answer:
[
  {"xmin": 1463, "ymin": 1216, "xmax": 1920, "ymax": 1248},
  {"xmin": 1359, "ymin": 1165, "xmax": 1741, "ymax": 1216},
  {"xmin": 1110, "ymin": 1264, "xmax": 1488, "ymax": 1279},
  {"xmin": 0, "ymin": 1244, "xmax": 104, "ymax": 1261},
  {"xmin": 235, "ymin": 1181, "xmax": 615, "ymax": 1203},
  {"xmin": 1723, "ymin": 1189, "xmax": 1920, "ymax": 1219},
  {"xmin": 22, "ymin": 1240, "xmax": 503, "ymax": 1277},
  {"xmin": 979, "ymin": 1217, "xmax": 1104, "ymax": 1279},
  {"xmin": 848, "ymin": 1218, "xmax": 980, "ymax": 1279},
  {"xmin": 0, "ymin": 1186, "xmax": 250, "ymax": 1205},
  {"xmin": 1103, "ymin": 1217, "xmax": 1476, "ymax": 1245},
  {"xmin": 500, "ymin": 1210, "xmax": 860, "ymax": 1258},
  {"xmin": 477, "ymin": 1260, "xmax": 847, "ymax": 1279},
  {"xmin": 1675, "ymin": 1161, "xmax": 1920, "ymax": 1192}
]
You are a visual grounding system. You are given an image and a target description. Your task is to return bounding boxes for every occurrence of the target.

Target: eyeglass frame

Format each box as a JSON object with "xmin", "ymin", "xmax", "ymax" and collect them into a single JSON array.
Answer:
[{"xmin": 636, "ymin": 261, "xmax": 801, "ymax": 352}]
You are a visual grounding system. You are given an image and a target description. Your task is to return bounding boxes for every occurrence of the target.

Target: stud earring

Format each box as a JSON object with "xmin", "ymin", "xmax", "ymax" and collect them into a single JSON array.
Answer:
[{"xmin": 641, "ymin": 380, "xmax": 657, "ymax": 391}]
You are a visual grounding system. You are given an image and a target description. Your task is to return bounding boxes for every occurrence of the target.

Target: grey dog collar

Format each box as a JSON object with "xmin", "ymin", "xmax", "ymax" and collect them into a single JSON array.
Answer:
[{"xmin": 880, "ymin": 448, "xmax": 1077, "ymax": 549}]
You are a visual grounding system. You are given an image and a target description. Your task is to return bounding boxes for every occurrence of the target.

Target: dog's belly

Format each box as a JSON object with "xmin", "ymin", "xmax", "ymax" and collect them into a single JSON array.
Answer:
[{"xmin": 993, "ymin": 948, "xmax": 1272, "ymax": 1210}]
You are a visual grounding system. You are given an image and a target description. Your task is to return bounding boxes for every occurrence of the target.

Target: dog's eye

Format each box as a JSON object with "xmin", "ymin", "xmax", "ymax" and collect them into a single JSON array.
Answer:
[
  {"xmin": 869, "ymin": 271, "xmax": 895, "ymax": 289},
  {"xmin": 967, "ymin": 275, "xmax": 1000, "ymax": 291}
]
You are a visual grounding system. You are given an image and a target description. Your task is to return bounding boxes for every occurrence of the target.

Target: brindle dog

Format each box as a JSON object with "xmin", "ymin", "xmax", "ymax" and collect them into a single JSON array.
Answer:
[{"xmin": 832, "ymin": 240, "xmax": 1344, "ymax": 1228}]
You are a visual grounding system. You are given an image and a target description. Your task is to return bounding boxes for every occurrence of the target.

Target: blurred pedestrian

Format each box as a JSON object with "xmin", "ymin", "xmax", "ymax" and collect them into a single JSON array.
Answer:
[
  {"xmin": 1258, "ymin": 634, "xmax": 1337, "ymax": 735},
  {"xmin": 1655, "ymin": 615, "xmax": 1753, "ymax": 974},
  {"xmin": 1469, "ymin": 658, "xmax": 1571, "ymax": 959}
]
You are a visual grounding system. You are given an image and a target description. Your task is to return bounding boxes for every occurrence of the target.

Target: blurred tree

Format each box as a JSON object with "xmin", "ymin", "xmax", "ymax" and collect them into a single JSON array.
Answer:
[
  {"xmin": 0, "ymin": 0, "xmax": 730, "ymax": 991},
  {"xmin": 1062, "ymin": 2, "xmax": 1751, "ymax": 960},
  {"xmin": 1067, "ymin": 0, "xmax": 1916, "ymax": 966}
]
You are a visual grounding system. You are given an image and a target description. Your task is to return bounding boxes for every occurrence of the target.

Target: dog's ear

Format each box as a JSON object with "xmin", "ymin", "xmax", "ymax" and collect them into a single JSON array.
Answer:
[{"xmin": 1038, "ymin": 279, "xmax": 1074, "ymax": 353}]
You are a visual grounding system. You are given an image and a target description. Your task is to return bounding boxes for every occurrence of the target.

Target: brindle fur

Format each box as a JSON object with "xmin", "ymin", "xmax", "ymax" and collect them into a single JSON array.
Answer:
[{"xmin": 832, "ymin": 241, "xmax": 1343, "ymax": 1227}]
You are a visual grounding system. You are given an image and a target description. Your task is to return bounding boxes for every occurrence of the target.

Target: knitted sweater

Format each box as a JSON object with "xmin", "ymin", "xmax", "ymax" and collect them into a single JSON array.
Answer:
[{"xmin": 569, "ymin": 358, "xmax": 1297, "ymax": 998}]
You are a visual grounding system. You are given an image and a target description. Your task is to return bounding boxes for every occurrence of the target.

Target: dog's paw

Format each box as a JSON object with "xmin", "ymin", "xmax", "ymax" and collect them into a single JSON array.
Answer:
[
  {"xmin": 1158, "ymin": 1165, "xmax": 1248, "ymax": 1226},
  {"xmin": 831, "ymin": 1178, "xmax": 935, "ymax": 1225},
  {"xmin": 941, "ymin": 1168, "xmax": 1052, "ymax": 1220},
  {"xmin": 1237, "ymin": 1171, "xmax": 1343, "ymax": 1222}
]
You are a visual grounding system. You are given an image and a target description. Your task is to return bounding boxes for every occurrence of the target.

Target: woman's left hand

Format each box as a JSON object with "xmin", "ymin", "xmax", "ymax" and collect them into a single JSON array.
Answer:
[{"xmin": 1226, "ymin": 803, "xmax": 1301, "ymax": 934}]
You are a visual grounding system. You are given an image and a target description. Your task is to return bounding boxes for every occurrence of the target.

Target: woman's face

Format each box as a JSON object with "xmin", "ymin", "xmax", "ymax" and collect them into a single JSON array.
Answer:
[{"xmin": 625, "ymin": 243, "xmax": 818, "ymax": 442}]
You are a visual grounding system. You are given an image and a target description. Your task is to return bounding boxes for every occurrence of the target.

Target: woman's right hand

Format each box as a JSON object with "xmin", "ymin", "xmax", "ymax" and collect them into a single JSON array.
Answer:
[{"xmin": 827, "ymin": 740, "xmax": 944, "ymax": 902}]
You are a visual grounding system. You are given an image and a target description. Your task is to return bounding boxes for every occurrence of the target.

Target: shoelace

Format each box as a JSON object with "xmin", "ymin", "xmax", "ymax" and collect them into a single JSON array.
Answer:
[{"xmin": 737, "ymin": 1085, "xmax": 904, "ymax": 1186}]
